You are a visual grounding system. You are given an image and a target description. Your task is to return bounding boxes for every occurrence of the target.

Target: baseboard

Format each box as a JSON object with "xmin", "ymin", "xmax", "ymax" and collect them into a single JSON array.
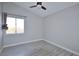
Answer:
[
  {"xmin": 3, "ymin": 39, "xmax": 44, "ymax": 48},
  {"xmin": 44, "ymin": 40, "xmax": 79, "ymax": 56}
]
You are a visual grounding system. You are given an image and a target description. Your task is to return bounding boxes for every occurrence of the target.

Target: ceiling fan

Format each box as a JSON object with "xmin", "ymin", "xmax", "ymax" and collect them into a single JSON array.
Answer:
[{"xmin": 30, "ymin": 2, "xmax": 46, "ymax": 10}]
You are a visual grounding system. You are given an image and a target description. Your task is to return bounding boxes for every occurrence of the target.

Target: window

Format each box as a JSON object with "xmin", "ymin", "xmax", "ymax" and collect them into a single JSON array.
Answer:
[{"xmin": 6, "ymin": 16, "xmax": 24, "ymax": 34}]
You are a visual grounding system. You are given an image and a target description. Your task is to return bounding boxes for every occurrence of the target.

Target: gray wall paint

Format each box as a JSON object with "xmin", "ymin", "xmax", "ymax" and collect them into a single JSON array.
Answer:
[
  {"xmin": 44, "ymin": 4, "xmax": 79, "ymax": 53},
  {"xmin": 3, "ymin": 2, "xmax": 43, "ymax": 46}
]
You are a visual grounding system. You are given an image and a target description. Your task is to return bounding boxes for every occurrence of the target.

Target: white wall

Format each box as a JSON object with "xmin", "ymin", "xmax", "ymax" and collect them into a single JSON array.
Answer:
[
  {"xmin": 44, "ymin": 4, "xmax": 79, "ymax": 53},
  {"xmin": 3, "ymin": 2, "xmax": 43, "ymax": 46}
]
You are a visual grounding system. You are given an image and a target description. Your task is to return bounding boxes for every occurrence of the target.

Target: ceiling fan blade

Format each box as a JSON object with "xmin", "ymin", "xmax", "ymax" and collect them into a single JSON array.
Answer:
[
  {"xmin": 30, "ymin": 5, "xmax": 37, "ymax": 8},
  {"xmin": 41, "ymin": 6, "xmax": 46, "ymax": 10}
]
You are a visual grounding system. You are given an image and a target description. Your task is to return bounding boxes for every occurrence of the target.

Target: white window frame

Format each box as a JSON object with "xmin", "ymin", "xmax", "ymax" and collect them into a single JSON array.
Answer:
[{"xmin": 6, "ymin": 13, "xmax": 25, "ymax": 34}]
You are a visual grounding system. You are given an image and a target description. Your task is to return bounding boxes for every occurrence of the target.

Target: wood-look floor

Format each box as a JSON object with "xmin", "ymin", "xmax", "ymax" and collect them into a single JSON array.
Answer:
[{"xmin": 0, "ymin": 40, "xmax": 77, "ymax": 56}]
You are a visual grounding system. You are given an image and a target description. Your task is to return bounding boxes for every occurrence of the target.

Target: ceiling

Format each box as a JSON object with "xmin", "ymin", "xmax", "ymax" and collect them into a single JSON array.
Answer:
[{"xmin": 14, "ymin": 2, "xmax": 78, "ymax": 17}]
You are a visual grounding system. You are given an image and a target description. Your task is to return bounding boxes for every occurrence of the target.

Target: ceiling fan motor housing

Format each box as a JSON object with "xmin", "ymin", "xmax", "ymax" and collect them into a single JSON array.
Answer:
[{"xmin": 37, "ymin": 2, "xmax": 42, "ymax": 5}]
